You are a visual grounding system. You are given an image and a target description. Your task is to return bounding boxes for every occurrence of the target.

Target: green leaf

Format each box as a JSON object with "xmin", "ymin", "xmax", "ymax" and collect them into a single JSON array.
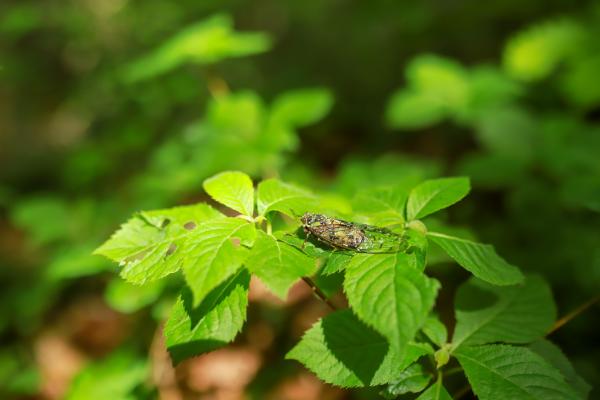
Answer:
[
  {"xmin": 529, "ymin": 340, "xmax": 591, "ymax": 399},
  {"xmin": 286, "ymin": 309, "xmax": 430, "ymax": 387},
  {"xmin": 94, "ymin": 204, "xmax": 223, "ymax": 284},
  {"xmin": 104, "ymin": 278, "xmax": 165, "ymax": 314},
  {"xmin": 382, "ymin": 364, "xmax": 432, "ymax": 398},
  {"xmin": 427, "ymin": 232, "xmax": 524, "ymax": 285},
  {"xmin": 245, "ymin": 231, "xmax": 317, "ymax": 299},
  {"xmin": 503, "ymin": 19, "xmax": 584, "ymax": 82},
  {"xmin": 123, "ymin": 14, "xmax": 271, "ymax": 82},
  {"xmin": 422, "ymin": 315, "xmax": 448, "ymax": 347},
  {"xmin": 65, "ymin": 351, "xmax": 147, "ymax": 400},
  {"xmin": 386, "ymin": 90, "xmax": 448, "ymax": 129},
  {"xmin": 344, "ymin": 253, "xmax": 440, "ymax": 349},
  {"xmin": 386, "ymin": 55, "xmax": 470, "ymax": 129},
  {"xmin": 415, "ymin": 378, "xmax": 452, "ymax": 400},
  {"xmin": 11, "ymin": 196, "xmax": 70, "ymax": 245},
  {"xmin": 183, "ymin": 217, "xmax": 255, "ymax": 305},
  {"xmin": 321, "ymin": 252, "xmax": 354, "ymax": 275},
  {"xmin": 452, "ymin": 276, "xmax": 556, "ymax": 349},
  {"xmin": 270, "ymin": 88, "xmax": 334, "ymax": 127},
  {"xmin": 456, "ymin": 344, "xmax": 580, "ymax": 400},
  {"xmin": 256, "ymin": 178, "xmax": 315, "ymax": 217},
  {"xmin": 203, "ymin": 171, "xmax": 254, "ymax": 216},
  {"xmin": 352, "ymin": 185, "xmax": 408, "ymax": 226},
  {"xmin": 165, "ymin": 269, "xmax": 250, "ymax": 363},
  {"xmin": 407, "ymin": 177, "xmax": 470, "ymax": 220}
]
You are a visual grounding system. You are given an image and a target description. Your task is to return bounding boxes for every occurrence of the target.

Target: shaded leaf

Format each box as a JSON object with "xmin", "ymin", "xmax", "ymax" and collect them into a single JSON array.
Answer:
[
  {"xmin": 529, "ymin": 340, "xmax": 591, "ymax": 399},
  {"xmin": 165, "ymin": 270, "xmax": 250, "ymax": 363},
  {"xmin": 286, "ymin": 309, "xmax": 430, "ymax": 387},
  {"xmin": 382, "ymin": 364, "xmax": 432, "ymax": 398},
  {"xmin": 452, "ymin": 276, "xmax": 556, "ymax": 349},
  {"xmin": 415, "ymin": 378, "xmax": 452, "ymax": 400},
  {"xmin": 456, "ymin": 344, "xmax": 579, "ymax": 400}
]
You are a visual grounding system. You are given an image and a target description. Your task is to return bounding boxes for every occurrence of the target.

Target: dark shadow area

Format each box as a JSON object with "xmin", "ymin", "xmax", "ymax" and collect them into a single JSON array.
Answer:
[{"xmin": 322, "ymin": 309, "xmax": 388, "ymax": 386}]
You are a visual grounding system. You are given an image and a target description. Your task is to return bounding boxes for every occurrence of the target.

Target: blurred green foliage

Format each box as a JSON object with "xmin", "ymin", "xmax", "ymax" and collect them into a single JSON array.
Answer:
[{"xmin": 1, "ymin": 0, "xmax": 599, "ymax": 398}]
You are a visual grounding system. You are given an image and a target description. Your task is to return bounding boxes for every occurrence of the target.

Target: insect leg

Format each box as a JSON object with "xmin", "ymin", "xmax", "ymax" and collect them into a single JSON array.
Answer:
[{"xmin": 302, "ymin": 231, "xmax": 311, "ymax": 250}]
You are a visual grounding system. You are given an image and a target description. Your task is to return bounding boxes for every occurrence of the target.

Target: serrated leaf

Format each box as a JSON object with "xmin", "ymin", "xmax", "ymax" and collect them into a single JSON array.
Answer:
[
  {"xmin": 407, "ymin": 177, "xmax": 470, "ymax": 220},
  {"xmin": 456, "ymin": 344, "xmax": 580, "ymax": 400},
  {"xmin": 245, "ymin": 231, "xmax": 316, "ymax": 299},
  {"xmin": 529, "ymin": 340, "xmax": 591, "ymax": 399},
  {"xmin": 452, "ymin": 276, "xmax": 556, "ymax": 349},
  {"xmin": 256, "ymin": 178, "xmax": 315, "ymax": 216},
  {"xmin": 427, "ymin": 232, "xmax": 524, "ymax": 285},
  {"xmin": 415, "ymin": 378, "xmax": 452, "ymax": 400},
  {"xmin": 352, "ymin": 185, "xmax": 409, "ymax": 226},
  {"xmin": 286, "ymin": 309, "xmax": 430, "ymax": 388},
  {"xmin": 321, "ymin": 252, "xmax": 354, "ymax": 275},
  {"xmin": 422, "ymin": 315, "xmax": 448, "ymax": 347},
  {"xmin": 183, "ymin": 217, "xmax": 255, "ymax": 305},
  {"xmin": 203, "ymin": 171, "xmax": 254, "ymax": 216},
  {"xmin": 382, "ymin": 364, "xmax": 432, "ymax": 398},
  {"xmin": 165, "ymin": 269, "xmax": 250, "ymax": 363},
  {"xmin": 94, "ymin": 204, "xmax": 223, "ymax": 284},
  {"xmin": 344, "ymin": 253, "xmax": 440, "ymax": 350}
]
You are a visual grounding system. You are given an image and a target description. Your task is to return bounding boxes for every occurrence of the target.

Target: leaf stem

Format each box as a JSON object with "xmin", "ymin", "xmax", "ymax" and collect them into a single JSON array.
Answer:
[
  {"xmin": 302, "ymin": 276, "xmax": 336, "ymax": 310},
  {"xmin": 266, "ymin": 220, "xmax": 272, "ymax": 235},
  {"xmin": 547, "ymin": 294, "xmax": 600, "ymax": 335}
]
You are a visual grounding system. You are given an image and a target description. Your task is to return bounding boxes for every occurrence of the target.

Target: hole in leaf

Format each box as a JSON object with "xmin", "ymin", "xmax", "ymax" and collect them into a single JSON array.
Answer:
[
  {"xmin": 184, "ymin": 221, "xmax": 196, "ymax": 230},
  {"xmin": 230, "ymin": 237, "xmax": 241, "ymax": 247},
  {"xmin": 166, "ymin": 243, "xmax": 177, "ymax": 256}
]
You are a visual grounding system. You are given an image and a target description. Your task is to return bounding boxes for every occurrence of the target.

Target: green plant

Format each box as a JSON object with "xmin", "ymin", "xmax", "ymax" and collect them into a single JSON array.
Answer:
[{"xmin": 95, "ymin": 171, "xmax": 589, "ymax": 399}]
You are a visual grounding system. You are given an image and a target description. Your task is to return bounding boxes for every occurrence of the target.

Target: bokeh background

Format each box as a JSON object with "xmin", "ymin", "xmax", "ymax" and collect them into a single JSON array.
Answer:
[{"xmin": 1, "ymin": 0, "xmax": 599, "ymax": 398}]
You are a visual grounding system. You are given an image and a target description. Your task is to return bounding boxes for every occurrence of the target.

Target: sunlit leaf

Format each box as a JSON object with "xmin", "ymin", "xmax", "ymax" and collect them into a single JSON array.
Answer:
[
  {"xmin": 245, "ymin": 231, "xmax": 317, "ymax": 299},
  {"xmin": 407, "ymin": 177, "xmax": 470, "ymax": 220},
  {"xmin": 427, "ymin": 232, "xmax": 524, "ymax": 285},
  {"xmin": 344, "ymin": 253, "xmax": 439, "ymax": 350},
  {"xmin": 203, "ymin": 171, "xmax": 255, "ymax": 216}
]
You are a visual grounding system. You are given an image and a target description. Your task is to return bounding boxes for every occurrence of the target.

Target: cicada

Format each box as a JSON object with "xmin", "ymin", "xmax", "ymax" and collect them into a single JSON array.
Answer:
[{"xmin": 300, "ymin": 212, "xmax": 406, "ymax": 253}]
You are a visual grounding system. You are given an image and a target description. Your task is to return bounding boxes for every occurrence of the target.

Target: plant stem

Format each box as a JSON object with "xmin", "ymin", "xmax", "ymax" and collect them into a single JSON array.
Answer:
[
  {"xmin": 443, "ymin": 366, "xmax": 464, "ymax": 377},
  {"xmin": 547, "ymin": 294, "xmax": 600, "ymax": 335},
  {"xmin": 453, "ymin": 384, "xmax": 471, "ymax": 399},
  {"xmin": 302, "ymin": 276, "xmax": 336, "ymax": 310},
  {"xmin": 266, "ymin": 220, "xmax": 272, "ymax": 235}
]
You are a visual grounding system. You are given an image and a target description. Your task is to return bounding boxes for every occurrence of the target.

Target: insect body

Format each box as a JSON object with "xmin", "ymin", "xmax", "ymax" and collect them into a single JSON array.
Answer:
[{"xmin": 300, "ymin": 212, "xmax": 404, "ymax": 253}]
